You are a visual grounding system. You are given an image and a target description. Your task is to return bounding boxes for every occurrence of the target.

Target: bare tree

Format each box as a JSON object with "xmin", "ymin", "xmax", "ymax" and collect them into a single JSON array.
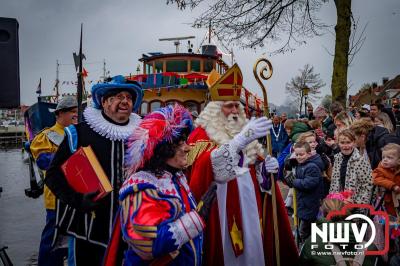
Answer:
[
  {"xmin": 285, "ymin": 64, "xmax": 325, "ymax": 113},
  {"xmin": 167, "ymin": 0, "xmax": 354, "ymax": 106}
]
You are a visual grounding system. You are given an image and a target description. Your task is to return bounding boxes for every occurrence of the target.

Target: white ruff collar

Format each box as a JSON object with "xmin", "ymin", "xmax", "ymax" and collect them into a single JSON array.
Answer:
[{"xmin": 83, "ymin": 107, "xmax": 141, "ymax": 141}]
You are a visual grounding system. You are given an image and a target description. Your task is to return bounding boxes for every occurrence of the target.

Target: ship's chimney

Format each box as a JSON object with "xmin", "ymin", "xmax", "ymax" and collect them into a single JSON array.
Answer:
[{"xmin": 382, "ymin": 77, "xmax": 389, "ymax": 85}]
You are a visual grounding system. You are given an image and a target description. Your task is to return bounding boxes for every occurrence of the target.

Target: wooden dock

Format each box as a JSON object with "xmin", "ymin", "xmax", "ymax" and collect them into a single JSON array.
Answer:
[{"xmin": 0, "ymin": 126, "xmax": 25, "ymax": 148}]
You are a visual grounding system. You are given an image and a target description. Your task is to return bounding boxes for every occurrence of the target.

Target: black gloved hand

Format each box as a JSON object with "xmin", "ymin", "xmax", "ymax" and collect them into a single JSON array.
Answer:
[
  {"xmin": 80, "ymin": 191, "xmax": 100, "ymax": 212},
  {"xmin": 196, "ymin": 182, "xmax": 217, "ymax": 222},
  {"xmin": 284, "ymin": 171, "xmax": 296, "ymax": 188}
]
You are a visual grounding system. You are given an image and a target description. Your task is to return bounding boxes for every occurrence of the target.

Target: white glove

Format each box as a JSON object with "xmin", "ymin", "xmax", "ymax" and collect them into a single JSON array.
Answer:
[
  {"xmin": 264, "ymin": 155, "xmax": 279, "ymax": 173},
  {"xmin": 232, "ymin": 117, "xmax": 272, "ymax": 152}
]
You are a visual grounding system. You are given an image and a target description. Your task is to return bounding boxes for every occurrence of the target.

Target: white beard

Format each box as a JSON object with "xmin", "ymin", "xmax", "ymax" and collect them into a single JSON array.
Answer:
[{"xmin": 195, "ymin": 101, "xmax": 264, "ymax": 164}]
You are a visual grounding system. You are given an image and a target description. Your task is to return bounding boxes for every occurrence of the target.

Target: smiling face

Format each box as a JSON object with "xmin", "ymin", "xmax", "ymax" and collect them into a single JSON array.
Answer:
[
  {"xmin": 165, "ymin": 141, "xmax": 191, "ymax": 170},
  {"xmin": 294, "ymin": 147, "xmax": 311, "ymax": 164},
  {"xmin": 102, "ymin": 91, "xmax": 133, "ymax": 123},
  {"xmin": 57, "ymin": 107, "xmax": 78, "ymax": 127},
  {"xmin": 338, "ymin": 135, "xmax": 355, "ymax": 155}
]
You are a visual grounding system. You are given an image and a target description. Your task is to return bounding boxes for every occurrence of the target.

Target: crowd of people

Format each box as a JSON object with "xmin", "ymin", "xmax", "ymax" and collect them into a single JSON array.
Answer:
[
  {"xmin": 28, "ymin": 64, "xmax": 400, "ymax": 266},
  {"xmin": 271, "ymin": 100, "xmax": 400, "ymax": 265}
]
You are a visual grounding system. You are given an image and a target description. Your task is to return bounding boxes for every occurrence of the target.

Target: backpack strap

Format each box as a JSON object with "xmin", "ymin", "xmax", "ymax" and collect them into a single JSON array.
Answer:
[{"xmin": 64, "ymin": 125, "xmax": 78, "ymax": 153}]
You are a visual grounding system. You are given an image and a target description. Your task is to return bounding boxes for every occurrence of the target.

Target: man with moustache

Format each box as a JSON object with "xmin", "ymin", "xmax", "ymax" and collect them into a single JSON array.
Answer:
[
  {"xmin": 187, "ymin": 65, "xmax": 298, "ymax": 266},
  {"xmin": 45, "ymin": 76, "xmax": 143, "ymax": 265}
]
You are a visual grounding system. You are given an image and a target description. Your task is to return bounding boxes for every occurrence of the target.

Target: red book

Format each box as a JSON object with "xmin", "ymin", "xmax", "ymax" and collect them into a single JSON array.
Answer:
[{"xmin": 61, "ymin": 146, "xmax": 112, "ymax": 201}]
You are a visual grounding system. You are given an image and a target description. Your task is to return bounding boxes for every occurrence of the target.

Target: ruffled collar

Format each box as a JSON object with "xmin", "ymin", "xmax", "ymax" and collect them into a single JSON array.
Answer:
[{"xmin": 83, "ymin": 107, "xmax": 141, "ymax": 141}]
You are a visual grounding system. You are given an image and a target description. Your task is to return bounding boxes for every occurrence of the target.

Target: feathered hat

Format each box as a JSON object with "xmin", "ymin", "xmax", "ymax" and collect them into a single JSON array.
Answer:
[
  {"xmin": 125, "ymin": 104, "xmax": 193, "ymax": 175},
  {"xmin": 91, "ymin": 75, "xmax": 143, "ymax": 111}
]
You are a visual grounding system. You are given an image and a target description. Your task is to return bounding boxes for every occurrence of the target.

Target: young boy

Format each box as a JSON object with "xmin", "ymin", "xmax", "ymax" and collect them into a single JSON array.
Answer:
[
  {"xmin": 373, "ymin": 143, "xmax": 400, "ymax": 216},
  {"xmin": 288, "ymin": 141, "xmax": 324, "ymax": 242}
]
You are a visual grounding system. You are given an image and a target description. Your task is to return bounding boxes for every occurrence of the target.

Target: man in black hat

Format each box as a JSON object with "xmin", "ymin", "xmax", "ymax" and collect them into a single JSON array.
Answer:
[
  {"xmin": 45, "ymin": 76, "xmax": 143, "ymax": 265},
  {"xmin": 30, "ymin": 95, "xmax": 78, "ymax": 266}
]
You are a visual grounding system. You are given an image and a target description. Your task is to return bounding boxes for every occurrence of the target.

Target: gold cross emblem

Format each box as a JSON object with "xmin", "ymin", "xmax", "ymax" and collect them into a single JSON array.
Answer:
[
  {"xmin": 232, "ymin": 83, "xmax": 239, "ymax": 96},
  {"xmin": 75, "ymin": 166, "xmax": 89, "ymax": 190}
]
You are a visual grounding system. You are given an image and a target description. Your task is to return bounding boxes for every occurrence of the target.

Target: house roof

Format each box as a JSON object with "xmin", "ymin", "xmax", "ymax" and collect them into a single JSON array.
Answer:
[{"xmin": 381, "ymin": 75, "xmax": 400, "ymax": 98}]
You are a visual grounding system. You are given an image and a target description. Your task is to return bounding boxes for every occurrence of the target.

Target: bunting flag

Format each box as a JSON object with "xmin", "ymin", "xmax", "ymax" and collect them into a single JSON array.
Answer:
[
  {"xmin": 36, "ymin": 78, "xmax": 42, "ymax": 94},
  {"xmin": 82, "ymin": 67, "xmax": 88, "ymax": 78}
]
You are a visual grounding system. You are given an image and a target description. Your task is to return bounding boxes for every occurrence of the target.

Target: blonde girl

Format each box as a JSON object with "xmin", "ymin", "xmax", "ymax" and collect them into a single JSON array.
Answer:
[{"xmin": 329, "ymin": 129, "xmax": 373, "ymax": 205}]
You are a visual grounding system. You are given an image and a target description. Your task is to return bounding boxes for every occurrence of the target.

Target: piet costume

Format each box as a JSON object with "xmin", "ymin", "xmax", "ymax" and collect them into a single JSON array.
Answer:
[
  {"xmin": 104, "ymin": 105, "xmax": 205, "ymax": 266},
  {"xmin": 45, "ymin": 76, "xmax": 143, "ymax": 265},
  {"xmin": 30, "ymin": 95, "xmax": 78, "ymax": 266},
  {"xmin": 187, "ymin": 64, "xmax": 298, "ymax": 265}
]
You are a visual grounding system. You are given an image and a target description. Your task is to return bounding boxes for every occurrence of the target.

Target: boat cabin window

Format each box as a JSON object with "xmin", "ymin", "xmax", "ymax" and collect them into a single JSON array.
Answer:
[
  {"xmin": 146, "ymin": 63, "xmax": 153, "ymax": 74},
  {"xmin": 166, "ymin": 60, "xmax": 188, "ymax": 73},
  {"xmin": 140, "ymin": 102, "xmax": 148, "ymax": 115},
  {"xmin": 155, "ymin": 61, "xmax": 163, "ymax": 73},
  {"xmin": 190, "ymin": 60, "xmax": 201, "ymax": 72},
  {"xmin": 150, "ymin": 101, "xmax": 161, "ymax": 112},
  {"xmin": 204, "ymin": 59, "xmax": 214, "ymax": 72}
]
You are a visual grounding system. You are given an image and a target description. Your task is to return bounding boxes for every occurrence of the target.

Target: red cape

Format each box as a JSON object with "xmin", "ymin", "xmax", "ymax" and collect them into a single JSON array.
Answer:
[{"xmin": 187, "ymin": 127, "xmax": 298, "ymax": 265}]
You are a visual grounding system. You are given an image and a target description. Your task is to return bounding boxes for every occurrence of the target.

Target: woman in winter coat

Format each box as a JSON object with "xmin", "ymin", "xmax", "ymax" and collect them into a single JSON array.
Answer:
[{"xmin": 329, "ymin": 129, "xmax": 373, "ymax": 204}]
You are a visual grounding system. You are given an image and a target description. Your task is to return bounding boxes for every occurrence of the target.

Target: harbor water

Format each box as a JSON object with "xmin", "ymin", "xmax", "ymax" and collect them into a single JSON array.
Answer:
[{"xmin": 0, "ymin": 149, "xmax": 44, "ymax": 266}]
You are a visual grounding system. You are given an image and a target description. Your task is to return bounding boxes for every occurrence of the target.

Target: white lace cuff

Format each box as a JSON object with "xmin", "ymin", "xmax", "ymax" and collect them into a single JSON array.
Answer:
[
  {"xmin": 211, "ymin": 143, "xmax": 248, "ymax": 183},
  {"xmin": 168, "ymin": 211, "xmax": 204, "ymax": 248}
]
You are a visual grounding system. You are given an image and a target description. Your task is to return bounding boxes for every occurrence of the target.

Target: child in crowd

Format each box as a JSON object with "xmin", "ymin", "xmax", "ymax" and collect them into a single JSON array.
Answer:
[
  {"xmin": 297, "ymin": 132, "xmax": 332, "ymax": 196},
  {"xmin": 286, "ymin": 141, "xmax": 324, "ymax": 242},
  {"xmin": 373, "ymin": 143, "xmax": 400, "ymax": 216},
  {"xmin": 308, "ymin": 120, "xmax": 324, "ymax": 139},
  {"xmin": 329, "ymin": 129, "xmax": 373, "ymax": 205},
  {"xmin": 374, "ymin": 112, "xmax": 394, "ymax": 133}
]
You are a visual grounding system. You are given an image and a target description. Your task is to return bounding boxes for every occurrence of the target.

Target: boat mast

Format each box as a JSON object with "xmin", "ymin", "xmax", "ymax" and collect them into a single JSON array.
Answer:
[
  {"xmin": 76, "ymin": 24, "xmax": 84, "ymax": 123},
  {"xmin": 55, "ymin": 60, "xmax": 60, "ymax": 101},
  {"xmin": 208, "ymin": 20, "xmax": 211, "ymax": 44}
]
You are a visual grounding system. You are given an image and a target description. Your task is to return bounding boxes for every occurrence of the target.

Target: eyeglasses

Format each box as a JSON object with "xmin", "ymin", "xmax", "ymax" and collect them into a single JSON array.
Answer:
[{"xmin": 109, "ymin": 93, "xmax": 133, "ymax": 102}]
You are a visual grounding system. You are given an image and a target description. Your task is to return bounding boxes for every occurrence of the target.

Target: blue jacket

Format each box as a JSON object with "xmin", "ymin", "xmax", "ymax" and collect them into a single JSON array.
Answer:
[
  {"xmin": 278, "ymin": 142, "xmax": 292, "ymax": 180},
  {"xmin": 293, "ymin": 154, "xmax": 324, "ymax": 220},
  {"xmin": 270, "ymin": 124, "xmax": 289, "ymax": 155}
]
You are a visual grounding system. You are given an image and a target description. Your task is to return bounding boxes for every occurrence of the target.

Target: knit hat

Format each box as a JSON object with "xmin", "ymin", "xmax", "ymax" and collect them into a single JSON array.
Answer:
[
  {"xmin": 125, "ymin": 104, "xmax": 193, "ymax": 175},
  {"xmin": 290, "ymin": 122, "xmax": 312, "ymax": 142},
  {"xmin": 313, "ymin": 106, "xmax": 328, "ymax": 118},
  {"xmin": 91, "ymin": 75, "xmax": 143, "ymax": 111}
]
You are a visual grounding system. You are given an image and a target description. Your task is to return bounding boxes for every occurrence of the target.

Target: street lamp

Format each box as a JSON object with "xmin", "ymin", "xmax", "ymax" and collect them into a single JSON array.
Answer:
[{"xmin": 302, "ymin": 87, "xmax": 310, "ymax": 116}]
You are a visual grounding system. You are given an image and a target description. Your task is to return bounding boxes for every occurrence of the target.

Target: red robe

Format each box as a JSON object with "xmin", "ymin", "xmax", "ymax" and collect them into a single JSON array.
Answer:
[{"xmin": 187, "ymin": 127, "xmax": 298, "ymax": 265}]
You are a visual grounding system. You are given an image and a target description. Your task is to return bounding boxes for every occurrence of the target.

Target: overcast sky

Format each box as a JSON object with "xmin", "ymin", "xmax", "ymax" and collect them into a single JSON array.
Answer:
[{"xmin": 1, "ymin": 0, "xmax": 399, "ymax": 106}]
